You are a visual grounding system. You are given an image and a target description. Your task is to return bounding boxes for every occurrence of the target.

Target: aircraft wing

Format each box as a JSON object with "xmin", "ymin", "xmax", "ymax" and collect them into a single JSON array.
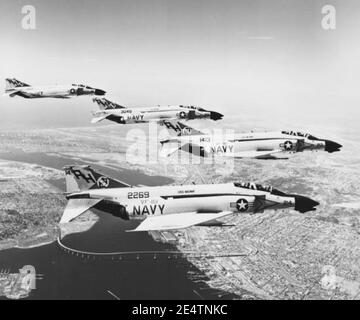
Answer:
[
  {"xmin": 53, "ymin": 96, "xmax": 71, "ymax": 99},
  {"xmin": 60, "ymin": 198, "xmax": 102, "ymax": 223},
  {"xmin": 234, "ymin": 150, "xmax": 286, "ymax": 159},
  {"xmin": 129, "ymin": 211, "xmax": 234, "ymax": 232}
]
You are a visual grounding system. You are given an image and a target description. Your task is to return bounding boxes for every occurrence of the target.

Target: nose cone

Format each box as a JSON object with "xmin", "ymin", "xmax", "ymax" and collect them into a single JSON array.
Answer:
[
  {"xmin": 210, "ymin": 111, "xmax": 223, "ymax": 121},
  {"xmin": 324, "ymin": 140, "xmax": 342, "ymax": 153},
  {"xmin": 94, "ymin": 89, "xmax": 106, "ymax": 96},
  {"xmin": 294, "ymin": 195, "xmax": 319, "ymax": 213}
]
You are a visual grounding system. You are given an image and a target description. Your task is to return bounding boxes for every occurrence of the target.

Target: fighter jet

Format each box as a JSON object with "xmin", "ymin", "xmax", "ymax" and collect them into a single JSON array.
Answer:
[
  {"xmin": 160, "ymin": 121, "xmax": 342, "ymax": 159},
  {"xmin": 59, "ymin": 165, "xmax": 319, "ymax": 232},
  {"xmin": 90, "ymin": 97, "xmax": 223, "ymax": 124},
  {"xmin": 4, "ymin": 78, "xmax": 106, "ymax": 98}
]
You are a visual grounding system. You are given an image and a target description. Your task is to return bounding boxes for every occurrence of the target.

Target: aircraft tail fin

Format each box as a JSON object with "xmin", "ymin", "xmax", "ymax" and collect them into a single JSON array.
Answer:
[
  {"xmin": 64, "ymin": 165, "xmax": 130, "ymax": 193},
  {"xmin": 5, "ymin": 78, "xmax": 30, "ymax": 90},
  {"xmin": 92, "ymin": 97, "xmax": 125, "ymax": 110},
  {"xmin": 161, "ymin": 120, "xmax": 204, "ymax": 136}
]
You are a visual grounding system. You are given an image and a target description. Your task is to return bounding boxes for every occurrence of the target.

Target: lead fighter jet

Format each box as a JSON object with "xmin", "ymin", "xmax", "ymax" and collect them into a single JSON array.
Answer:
[
  {"xmin": 160, "ymin": 121, "xmax": 342, "ymax": 159},
  {"xmin": 60, "ymin": 165, "xmax": 319, "ymax": 232},
  {"xmin": 90, "ymin": 97, "xmax": 223, "ymax": 124},
  {"xmin": 4, "ymin": 78, "xmax": 106, "ymax": 98}
]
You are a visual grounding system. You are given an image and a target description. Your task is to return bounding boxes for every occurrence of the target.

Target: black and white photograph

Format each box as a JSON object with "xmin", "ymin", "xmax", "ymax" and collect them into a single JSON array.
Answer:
[{"xmin": 0, "ymin": 0, "xmax": 359, "ymax": 305}]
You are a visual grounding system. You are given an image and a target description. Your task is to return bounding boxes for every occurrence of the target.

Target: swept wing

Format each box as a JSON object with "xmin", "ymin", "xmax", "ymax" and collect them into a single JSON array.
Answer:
[{"xmin": 129, "ymin": 211, "xmax": 233, "ymax": 232}]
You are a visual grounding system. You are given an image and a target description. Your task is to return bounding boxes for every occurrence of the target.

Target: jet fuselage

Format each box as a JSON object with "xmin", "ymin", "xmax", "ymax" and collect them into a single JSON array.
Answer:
[
  {"xmin": 91, "ymin": 105, "xmax": 223, "ymax": 124},
  {"xmin": 66, "ymin": 182, "xmax": 317, "ymax": 219},
  {"xmin": 161, "ymin": 130, "xmax": 341, "ymax": 158},
  {"xmin": 6, "ymin": 84, "xmax": 105, "ymax": 98}
]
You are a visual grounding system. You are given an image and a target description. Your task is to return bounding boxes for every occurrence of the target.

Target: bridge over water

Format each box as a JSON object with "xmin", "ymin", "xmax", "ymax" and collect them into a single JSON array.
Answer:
[{"xmin": 57, "ymin": 237, "xmax": 254, "ymax": 261}]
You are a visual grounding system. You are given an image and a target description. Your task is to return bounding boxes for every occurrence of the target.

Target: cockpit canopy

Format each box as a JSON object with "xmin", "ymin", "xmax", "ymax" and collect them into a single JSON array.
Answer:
[
  {"xmin": 179, "ymin": 105, "xmax": 208, "ymax": 112},
  {"xmin": 72, "ymin": 84, "xmax": 94, "ymax": 89},
  {"xmin": 234, "ymin": 182, "xmax": 273, "ymax": 192},
  {"xmin": 234, "ymin": 182, "xmax": 286, "ymax": 196},
  {"xmin": 281, "ymin": 130, "xmax": 318, "ymax": 141}
]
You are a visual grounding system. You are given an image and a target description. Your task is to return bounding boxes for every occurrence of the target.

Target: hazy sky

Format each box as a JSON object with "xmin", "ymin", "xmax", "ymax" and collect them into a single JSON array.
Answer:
[{"xmin": 0, "ymin": 0, "xmax": 359, "ymax": 131}]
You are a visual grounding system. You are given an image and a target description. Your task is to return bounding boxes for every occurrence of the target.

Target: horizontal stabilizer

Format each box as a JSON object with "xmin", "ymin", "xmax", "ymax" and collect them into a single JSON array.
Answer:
[
  {"xmin": 60, "ymin": 198, "xmax": 102, "ymax": 223},
  {"xmin": 159, "ymin": 145, "xmax": 182, "ymax": 157},
  {"xmin": 129, "ymin": 211, "xmax": 233, "ymax": 232},
  {"xmin": 91, "ymin": 115, "xmax": 109, "ymax": 123},
  {"xmin": 7, "ymin": 90, "xmax": 30, "ymax": 98},
  {"xmin": 8, "ymin": 91, "xmax": 21, "ymax": 97}
]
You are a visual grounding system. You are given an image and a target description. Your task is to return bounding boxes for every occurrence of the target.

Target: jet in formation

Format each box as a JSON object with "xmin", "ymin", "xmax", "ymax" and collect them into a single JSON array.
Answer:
[
  {"xmin": 60, "ymin": 165, "xmax": 319, "ymax": 232},
  {"xmin": 91, "ymin": 97, "xmax": 223, "ymax": 124},
  {"xmin": 160, "ymin": 121, "xmax": 342, "ymax": 159},
  {"xmin": 4, "ymin": 78, "xmax": 106, "ymax": 99}
]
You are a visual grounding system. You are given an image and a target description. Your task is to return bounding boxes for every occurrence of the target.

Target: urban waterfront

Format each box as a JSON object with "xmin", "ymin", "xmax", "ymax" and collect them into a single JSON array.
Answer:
[{"xmin": 0, "ymin": 152, "xmax": 237, "ymax": 300}]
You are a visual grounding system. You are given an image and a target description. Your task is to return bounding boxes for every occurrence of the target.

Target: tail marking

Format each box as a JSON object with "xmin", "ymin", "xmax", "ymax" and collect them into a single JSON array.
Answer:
[
  {"xmin": 5, "ymin": 78, "xmax": 30, "ymax": 90},
  {"xmin": 161, "ymin": 120, "xmax": 203, "ymax": 136},
  {"xmin": 64, "ymin": 165, "xmax": 130, "ymax": 193},
  {"xmin": 92, "ymin": 98, "xmax": 125, "ymax": 110}
]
